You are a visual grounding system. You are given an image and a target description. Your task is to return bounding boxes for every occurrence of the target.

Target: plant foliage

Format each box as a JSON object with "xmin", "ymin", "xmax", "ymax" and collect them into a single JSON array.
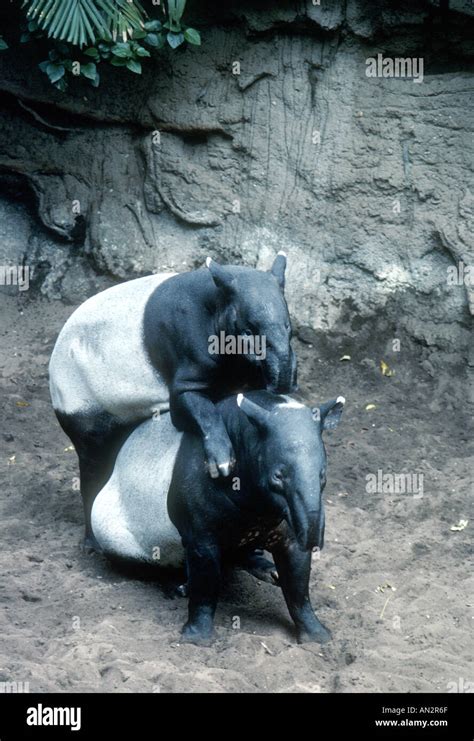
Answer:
[
  {"xmin": 22, "ymin": 0, "xmax": 146, "ymax": 45},
  {"xmin": 0, "ymin": 1, "xmax": 201, "ymax": 89}
]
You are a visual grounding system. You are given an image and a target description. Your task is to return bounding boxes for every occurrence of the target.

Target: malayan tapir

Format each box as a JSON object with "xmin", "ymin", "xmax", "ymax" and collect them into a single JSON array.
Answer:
[
  {"xmin": 49, "ymin": 255, "xmax": 297, "ymax": 549},
  {"xmin": 91, "ymin": 390, "xmax": 345, "ymax": 644}
]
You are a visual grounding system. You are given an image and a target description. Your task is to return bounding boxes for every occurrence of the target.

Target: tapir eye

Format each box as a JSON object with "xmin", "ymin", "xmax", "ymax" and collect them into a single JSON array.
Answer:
[
  {"xmin": 242, "ymin": 328, "xmax": 253, "ymax": 337},
  {"xmin": 270, "ymin": 469, "xmax": 284, "ymax": 489}
]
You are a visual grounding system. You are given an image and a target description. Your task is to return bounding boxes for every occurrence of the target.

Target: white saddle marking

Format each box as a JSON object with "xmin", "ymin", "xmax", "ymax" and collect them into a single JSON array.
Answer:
[
  {"xmin": 278, "ymin": 396, "xmax": 305, "ymax": 409},
  {"xmin": 91, "ymin": 413, "xmax": 184, "ymax": 566},
  {"xmin": 49, "ymin": 273, "xmax": 176, "ymax": 421}
]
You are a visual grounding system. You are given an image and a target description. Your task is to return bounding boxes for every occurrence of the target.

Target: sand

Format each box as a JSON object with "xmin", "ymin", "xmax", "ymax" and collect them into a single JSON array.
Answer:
[{"xmin": 0, "ymin": 290, "xmax": 472, "ymax": 693}]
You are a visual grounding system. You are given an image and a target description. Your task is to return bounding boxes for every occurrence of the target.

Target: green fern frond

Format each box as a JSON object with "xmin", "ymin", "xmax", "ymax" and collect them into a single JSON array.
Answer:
[{"xmin": 22, "ymin": 0, "xmax": 147, "ymax": 47}]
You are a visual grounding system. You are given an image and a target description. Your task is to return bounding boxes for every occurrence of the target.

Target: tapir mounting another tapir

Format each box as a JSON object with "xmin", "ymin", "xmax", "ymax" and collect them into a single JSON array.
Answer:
[
  {"xmin": 91, "ymin": 390, "xmax": 345, "ymax": 644},
  {"xmin": 49, "ymin": 255, "xmax": 297, "ymax": 549}
]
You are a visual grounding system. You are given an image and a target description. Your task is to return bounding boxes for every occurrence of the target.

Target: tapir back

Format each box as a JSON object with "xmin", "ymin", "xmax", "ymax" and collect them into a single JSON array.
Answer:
[
  {"xmin": 49, "ymin": 273, "xmax": 176, "ymax": 423},
  {"xmin": 91, "ymin": 413, "xmax": 184, "ymax": 566}
]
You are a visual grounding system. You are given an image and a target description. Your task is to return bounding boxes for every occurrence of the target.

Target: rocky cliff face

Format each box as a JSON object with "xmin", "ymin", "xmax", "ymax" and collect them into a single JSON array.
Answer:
[{"xmin": 0, "ymin": 0, "xmax": 472, "ymax": 367}]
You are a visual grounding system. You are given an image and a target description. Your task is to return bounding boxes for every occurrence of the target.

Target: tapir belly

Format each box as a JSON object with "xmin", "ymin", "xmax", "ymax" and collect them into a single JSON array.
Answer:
[
  {"xmin": 49, "ymin": 273, "xmax": 176, "ymax": 423},
  {"xmin": 91, "ymin": 414, "xmax": 184, "ymax": 566}
]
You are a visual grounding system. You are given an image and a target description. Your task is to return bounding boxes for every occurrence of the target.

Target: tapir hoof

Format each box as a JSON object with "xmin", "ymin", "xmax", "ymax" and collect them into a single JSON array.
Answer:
[
  {"xmin": 80, "ymin": 533, "xmax": 102, "ymax": 555},
  {"xmin": 204, "ymin": 437, "xmax": 236, "ymax": 479},
  {"xmin": 239, "ymin": 551, "xmax": 279, "ymax": 586},
  {"xmin": 297, "ymin": 625, "xmax": 332, "ymax": 645},
  {"xmin": 181, "ymin": 622, "xmax": 215, "ymax": 646},
  {"xmin": 207, "ymin": 458, "xmax": 235, "ymax": 479}
]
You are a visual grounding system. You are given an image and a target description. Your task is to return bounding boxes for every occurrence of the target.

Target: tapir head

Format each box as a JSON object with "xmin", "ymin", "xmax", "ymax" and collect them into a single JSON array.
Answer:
[
  {"xmin": 237, "ymin": 393, "xmax": 345, "ymax": 551},
  {"xmin": 206, "ymin": 254, "xmax": 297, "ymax": 393}
]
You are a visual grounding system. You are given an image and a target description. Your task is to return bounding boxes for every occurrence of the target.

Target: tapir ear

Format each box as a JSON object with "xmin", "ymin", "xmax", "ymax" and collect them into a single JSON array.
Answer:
[
  {"xmin": 269, "ymin": 251, "xmax": 287, "ymax": 292},
  {"xmin": 237, "ymin": 393, "xmax": 270, "ymax": 432},
  {"xmin": 206, "ymin": 257, "xmax": 235, "ymax": 297},
  {"xmin": 312, "ymin": 396, "xmax": 345, "ymax": 431}
]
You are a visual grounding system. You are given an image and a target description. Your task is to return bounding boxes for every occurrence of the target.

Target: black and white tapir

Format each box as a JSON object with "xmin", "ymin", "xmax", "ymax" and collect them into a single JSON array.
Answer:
[
  {"xmin": 49, "ymin": 255, "xmax": 296, "ymax": 547},
  {"xmin": 91, "ymin": 390, "xmax": 345, "ymax": 644}
]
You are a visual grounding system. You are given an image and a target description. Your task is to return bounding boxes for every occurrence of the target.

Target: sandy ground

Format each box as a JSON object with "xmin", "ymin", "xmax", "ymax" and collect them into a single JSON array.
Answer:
[{"xmin": 0, "ymin": 289, "xmax": 472, "ymax": 693}]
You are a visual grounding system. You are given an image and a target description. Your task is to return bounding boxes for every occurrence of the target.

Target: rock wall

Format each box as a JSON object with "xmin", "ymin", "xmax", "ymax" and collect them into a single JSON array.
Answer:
[{"xmin": 0, "ymin": 0, "xmax": 472, "ymax": 365}]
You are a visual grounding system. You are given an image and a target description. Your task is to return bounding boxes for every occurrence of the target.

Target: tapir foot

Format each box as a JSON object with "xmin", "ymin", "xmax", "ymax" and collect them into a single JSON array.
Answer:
[
  {"xmin": 238, "ymin": 550, "xmax": 279, "ymax": 586},
  {"xmin": 181, "ymin": 622, "xmax": 215, "ymax": 646},
  {"xmin": 81, "ymin": 532, "xmax": 102, "ymax": 555},
  {"xmin": 204, "ymin": 437, "xmax": 236, "ymax": 479},
  {"xmin": 206, "ymin": 457, "xmax": 235, "ymax": 479},
  {"xmin": 175, "ymin": 583, "xmax": 188, "ymax": 598},
  {"xmin": 297, "ymin": 623, "xmax": 332, "ymax": 645}
]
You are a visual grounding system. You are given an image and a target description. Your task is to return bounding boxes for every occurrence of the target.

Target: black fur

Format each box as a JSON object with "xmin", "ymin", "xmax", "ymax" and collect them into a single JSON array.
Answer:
[
  {"xmin": 166, "ymin": 390, "xmax": 344, "ymax": 644},
  {"xmin": 143, "ymin": 263, "xmax": 296, "ymax": 479}
]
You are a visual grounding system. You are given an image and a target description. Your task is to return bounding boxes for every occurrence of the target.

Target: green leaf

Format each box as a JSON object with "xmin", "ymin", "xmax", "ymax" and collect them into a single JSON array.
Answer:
[
  {"xmin": 167, "ymin": 32, "xmax": 184, "ymax": 49},
  {"xmin": 46, "ymin": 62, "xmax": 66, "ymax": 83},
  {"xmin": 184, "ymin": 27, "xmax": 200, "ymax": 46},
  {"xmin": 132, "ymin": 29, "xmax": 147, "ymax": 39},
  {"xmin": 111, "ymin": 42, "xmax": 131, "ymax": 58},
  {"xmin": 144, "ymin": 33, "xmax": 159, "ymax": 47},
  {"xmin": 91, "ymin": 71, "xmax": 100, "ymax": 87},
  {"xmin": 135, "ymin": 46, "xmax": 150, "ymax": 57},
  {"xmin": 84, "ymin": 47, "xmax": 100, "ymax": 59},
  {"xmin": 23, "ymin": 0, "xmax": 147, "ymax": 48},
  {"xmin": 110, "ymin": 56, "xmax": 127, "ymax": 66},
  {"xmin": 105, "ymin": 0, "xmax": 146, "ymax": 41},
  {"xmin": 81, "ymin": 62, "xmax": 97, "ymax": 80},
  {"xmin": 168, "ymin": 0, "xmax": 186, "ymax": 24},
  {"xmin": 38, "ymin": 60, "xmax": 49, "ymax": 73},
  {"xmin": 144, "ymin": 20, "xmax": 162, "ymax": 33},
  {"xmin": 54, "ymin": 77, "xmax": 68, "ymax": 92},
  {"xmin": 20, "ymin": 32, "xmax": 31, "ymax": 43},
  {"xmin": 0, "ymin": 38, "xmax": 8, "ymax": 51},
  {"xmin": 126, "ymin": 58, "xmax": 142, "ymax": 74},
  {"xmin": 25, "ymin": 0, "xmax": 117, "ymax": 46}
]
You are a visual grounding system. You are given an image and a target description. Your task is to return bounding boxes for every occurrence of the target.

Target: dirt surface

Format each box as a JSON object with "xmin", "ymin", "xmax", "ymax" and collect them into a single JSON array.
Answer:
[{"xmin": 0, "ymin": 290, "xmax": 472, "ymax": 693}]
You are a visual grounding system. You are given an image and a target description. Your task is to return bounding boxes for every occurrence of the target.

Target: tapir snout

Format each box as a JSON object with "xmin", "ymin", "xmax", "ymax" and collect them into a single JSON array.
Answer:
[
  {"xmin": 291, "ymin": 508, "xmax": 325, "ymax": 551},
  {"xmin": 287, "ymin": 481, "xmax": 324, "ymax": 551},
  {"xmin": 264, "ymin": 346, "xmax": 298, "ymax": 394}
]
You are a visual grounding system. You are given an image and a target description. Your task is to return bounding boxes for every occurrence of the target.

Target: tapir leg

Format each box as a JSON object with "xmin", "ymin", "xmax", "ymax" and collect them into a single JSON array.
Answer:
[
  {"xmin": 170, "ymin": 380, "xmax": 235, "ymax": 478},
  {"xmin": 56, "ymin": 409, "xmax": 136, "ymax": 547},
  {"xmin": 233, "ymin": 549, "xmax": 279, "ymax": 585},
  {"xmin": 272, "ymin": 541, "xmax": 331, "ymax": 644},
  {"xmin": 182, "ymin": 541, "xmax": 221, "ymax": 644}
]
